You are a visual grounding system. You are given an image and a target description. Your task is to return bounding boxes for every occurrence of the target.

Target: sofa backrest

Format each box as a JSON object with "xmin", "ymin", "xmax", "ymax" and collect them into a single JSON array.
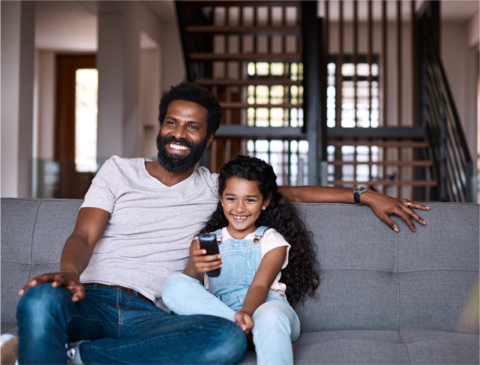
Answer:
[
  {"xmin": 1, "ymin": 199, "xmax": 83, "ymax": 325},
  {"xmin": 294, "ymin": 203, "xmax": 479, "ymax": 334},
  {"xmin": 2, "ymin": 199, "xmax": 478, "ymax": 333}
]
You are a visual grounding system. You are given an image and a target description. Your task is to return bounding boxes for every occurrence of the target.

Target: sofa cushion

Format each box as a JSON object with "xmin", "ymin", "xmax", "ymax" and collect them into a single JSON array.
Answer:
[
  {"xmin": 238, "ymin": 330, "xmax": 479, "ymax": 364},
  {"xmin": 294, "ymin": 203, "xmax": 479, "ymax": 333},
  {"xmin": 1, "ymin": 199, "xmax": 82, "ymax": 324}
]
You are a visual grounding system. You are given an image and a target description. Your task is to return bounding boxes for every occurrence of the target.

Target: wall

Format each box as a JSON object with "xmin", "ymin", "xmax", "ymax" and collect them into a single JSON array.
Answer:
[
  {"xmin": 1, "ymin": 1, "xmax": 35, "ymax": 198},
  {"xmin": 161, "ymin": 22, "xmax": 186, "ymax": 92},
  {"xmin": 442, "ymin": 21, "xmax": 478, "ymax": 162},
  {"xmin": 139, "ymin": 33, "xmax": 161, "ymax": 159}
]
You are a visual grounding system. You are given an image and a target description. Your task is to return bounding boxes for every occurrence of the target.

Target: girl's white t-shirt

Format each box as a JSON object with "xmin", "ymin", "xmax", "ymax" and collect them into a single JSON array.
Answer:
[{"xmin": 204, "ymin": 227, "xmax": 291, "ymax": 292}]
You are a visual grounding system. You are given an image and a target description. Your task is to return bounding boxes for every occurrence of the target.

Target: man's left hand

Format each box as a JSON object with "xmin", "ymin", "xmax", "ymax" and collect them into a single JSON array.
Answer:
[{"xmin": 361, "ymin": 190, "xmax": 430, "ymax": 232}]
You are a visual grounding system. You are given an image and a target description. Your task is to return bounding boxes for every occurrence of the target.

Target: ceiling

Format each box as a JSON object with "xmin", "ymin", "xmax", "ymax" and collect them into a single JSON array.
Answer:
[{"xmin": 34, "ymin": 0, "xmax": 479, "ymax": 51}]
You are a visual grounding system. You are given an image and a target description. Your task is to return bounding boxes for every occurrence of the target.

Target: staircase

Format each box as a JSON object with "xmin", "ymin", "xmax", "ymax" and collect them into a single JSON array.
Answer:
[{"xmin": 175, "ymin": 0, "xmax": 474, "ymax": 202}]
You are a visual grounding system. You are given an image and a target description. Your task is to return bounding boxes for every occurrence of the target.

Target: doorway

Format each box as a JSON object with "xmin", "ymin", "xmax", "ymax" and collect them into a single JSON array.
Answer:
[{"xmin": 55, "ymin": 54, "xmax": 97, "ymax": 199}]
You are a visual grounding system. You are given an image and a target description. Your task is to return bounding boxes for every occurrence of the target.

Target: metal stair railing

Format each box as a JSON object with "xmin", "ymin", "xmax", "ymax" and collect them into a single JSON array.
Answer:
[{"xmin": 419, "ymin": 17, "xmax": 474, "ymax": 202}]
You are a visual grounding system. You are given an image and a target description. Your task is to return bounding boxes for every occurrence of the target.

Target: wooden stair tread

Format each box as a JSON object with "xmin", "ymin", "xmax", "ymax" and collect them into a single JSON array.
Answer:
[
  {"xmin": 185, "ymin": 26, "xmax": 301, "ymax": 35},
  {"xmin": 328, "ymin": 141, "xmax": 429, "ymax": 148},
  {"xmin": 329, "ymin": 180, "xmax": 438, "ymax": 187},
  {"xmin": 220, "ymin": 102, "xmax": 301, "ymax": 108},
  {"xmin": 329, "ymin": 161, "xmax": 433, "ymax": 166},
  {"xmin": 190, "ymin": 53, "xmax": 301, "ymax": 61},
  {"xmin": 195, "ymin": 79, "xmax": 302, "ymax": 86}
]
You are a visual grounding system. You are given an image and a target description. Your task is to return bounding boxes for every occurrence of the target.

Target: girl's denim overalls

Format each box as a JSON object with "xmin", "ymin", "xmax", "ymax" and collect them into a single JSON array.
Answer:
[
  {"xmin": 162, "ymin": 226, "xmax": 301, "ymax": 365},
  {"xmin": 208, "ymin": 226, "xmax": 291, "ymax": 310}
]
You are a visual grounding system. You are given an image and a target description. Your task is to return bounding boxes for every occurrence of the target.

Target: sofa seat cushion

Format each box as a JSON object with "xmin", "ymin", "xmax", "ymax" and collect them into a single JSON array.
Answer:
[{"xmin": 239, "ymin": 330, "xmax": 479, "ymax": 364}]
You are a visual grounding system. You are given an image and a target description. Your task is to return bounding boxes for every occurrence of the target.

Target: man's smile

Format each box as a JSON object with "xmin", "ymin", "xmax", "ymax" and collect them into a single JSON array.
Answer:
[{"xmin": 168, "ymin": 142, "xmax": 190, "ymax": 153}]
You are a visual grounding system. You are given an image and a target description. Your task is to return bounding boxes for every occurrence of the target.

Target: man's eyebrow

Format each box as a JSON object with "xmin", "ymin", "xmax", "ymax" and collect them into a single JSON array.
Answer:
[{"xmin": 165, "ymin": 116, "xmax": 202, "ymax": 125}]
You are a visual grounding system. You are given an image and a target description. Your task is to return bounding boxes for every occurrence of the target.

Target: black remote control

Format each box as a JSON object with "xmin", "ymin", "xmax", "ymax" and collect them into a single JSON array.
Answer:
[{"xmin": 198, "ymin": 233, "xmax": 221, "ymax": 278}]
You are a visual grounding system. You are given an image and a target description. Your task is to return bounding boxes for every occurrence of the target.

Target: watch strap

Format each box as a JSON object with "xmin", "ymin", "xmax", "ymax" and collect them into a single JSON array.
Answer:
[{"xmin": 354, "ymin": 191, "xmax": 361, "ymax": 205}]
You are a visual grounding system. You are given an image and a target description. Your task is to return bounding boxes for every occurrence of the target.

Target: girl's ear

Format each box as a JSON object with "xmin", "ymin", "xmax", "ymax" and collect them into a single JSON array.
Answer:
[{"xmin": 262, "ymin": 197, "xmax": 272, "ymax": 210}]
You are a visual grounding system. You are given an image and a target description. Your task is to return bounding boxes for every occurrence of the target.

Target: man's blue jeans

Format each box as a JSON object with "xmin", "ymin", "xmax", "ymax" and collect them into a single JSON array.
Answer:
[{"xmin": 16, "ymin": 284, "xmax": 247, "ymax": 364}]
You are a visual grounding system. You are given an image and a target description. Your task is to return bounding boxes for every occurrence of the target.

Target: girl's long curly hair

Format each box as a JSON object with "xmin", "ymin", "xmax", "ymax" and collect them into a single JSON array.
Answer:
[{"xmin": 201, "ymin": 155, "xmax": 320, "ymax": 307}]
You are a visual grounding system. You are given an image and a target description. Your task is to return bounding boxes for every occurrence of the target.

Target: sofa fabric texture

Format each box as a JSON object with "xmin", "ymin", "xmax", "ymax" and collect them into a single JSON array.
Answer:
[{"xmin": 1, "ymin": 198, "xmax": 478, "ymax": 364}]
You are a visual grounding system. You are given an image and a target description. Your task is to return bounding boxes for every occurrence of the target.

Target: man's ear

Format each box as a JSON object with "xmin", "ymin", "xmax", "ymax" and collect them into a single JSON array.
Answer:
[{"xmin": 205, "ymin": 133, "xmax": 215, "ymax": 149}]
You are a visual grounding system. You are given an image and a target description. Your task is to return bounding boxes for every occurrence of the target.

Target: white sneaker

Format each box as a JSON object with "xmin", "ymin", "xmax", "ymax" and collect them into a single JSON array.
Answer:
[
  {"xmin": 66, "ymin": 341, "xmax": 87, "ymax": 365},
  {"xmin": 0, "ymin": 334, "xmax": 18, "ymax": 365}
]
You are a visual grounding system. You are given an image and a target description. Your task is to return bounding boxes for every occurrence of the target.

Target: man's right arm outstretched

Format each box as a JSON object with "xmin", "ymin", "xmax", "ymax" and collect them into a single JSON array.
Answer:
[{"xmin": 18, "ymin": 208, "xmax": 111, "ymax": 302}]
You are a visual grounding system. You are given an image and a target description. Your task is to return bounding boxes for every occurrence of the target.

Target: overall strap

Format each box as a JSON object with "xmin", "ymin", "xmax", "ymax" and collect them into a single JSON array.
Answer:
[
  {"xmin": 253, "ymin": 226, "xmax": 270, "ymax": 244},
  {"xmin": 214, "ymin": 228, "xmax": 223, "ymax": 245}
]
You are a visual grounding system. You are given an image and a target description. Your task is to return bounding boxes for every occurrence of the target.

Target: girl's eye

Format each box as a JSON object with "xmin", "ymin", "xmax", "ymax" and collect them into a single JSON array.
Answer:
[
  {"xmin": 246, "ymin": 199, "xmax": 255, "ymax": 203},
  {"xmin": 226, "ymin": 198, "xmax": 235, "ymax": 202}
]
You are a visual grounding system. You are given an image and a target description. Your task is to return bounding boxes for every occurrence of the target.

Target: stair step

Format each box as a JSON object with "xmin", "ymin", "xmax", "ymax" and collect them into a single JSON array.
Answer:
[
  {"xmin": 220, "ymin": 102, "xmax": 301, "ymax": 108},
  {"xmin": 329, "ymin": 161, "xmax": 433, "ymax": 167},
  {"xmin": 190, "ymin": 53, "xmax": 301, "ymax": 62},
  {"xmin": 330, "ymin": 180, "xmax": 438, "ymax": 187},
  {"xmin": 195, "ymin": 79, "xmax": 302, "ymax": 86},
  {"xmin": 328, "ymin": 141, "xmax": 429, "ymax": 148},
  {"xmin": 185, "ymin": 26, "xmax": 301, "ymax": 35},
  {"xmin": 181, "ymin": 1, "xmax": 300, "ymax": 7}
]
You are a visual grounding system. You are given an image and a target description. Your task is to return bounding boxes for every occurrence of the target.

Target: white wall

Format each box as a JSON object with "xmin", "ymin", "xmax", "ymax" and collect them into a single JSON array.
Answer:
[
  {"xmin": 161, "ymin": 22, "xmax": 186, "ymax": 92},
  {"xmin": 442, "ymin": 20, "xmax": 479, "ymax": 162},
  {"xmin": 139, "ymin": 34, "xmax": 161, "ymax": 159},
  {"xmin": 34, "ymin": 51, "xmax": 56, "ymax": 159},
  {"xmin": 1, "ymin": 1, "xmax": 35, "ymax": 198},
  {"xmin": 96, "ymin": 1, "xmax": 166, "ymax": 159}
]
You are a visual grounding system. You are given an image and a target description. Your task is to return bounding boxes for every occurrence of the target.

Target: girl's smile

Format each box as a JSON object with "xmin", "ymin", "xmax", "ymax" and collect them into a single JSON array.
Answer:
[{"xmin": 220, "ymin": 177, "xmax": 270, "ymax": 239}]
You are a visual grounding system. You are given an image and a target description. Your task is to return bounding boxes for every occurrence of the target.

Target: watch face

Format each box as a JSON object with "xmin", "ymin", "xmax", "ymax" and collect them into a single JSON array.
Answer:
[{"xmin": 353, "ymin": 186, "xmax": 367, "ymax": 193}]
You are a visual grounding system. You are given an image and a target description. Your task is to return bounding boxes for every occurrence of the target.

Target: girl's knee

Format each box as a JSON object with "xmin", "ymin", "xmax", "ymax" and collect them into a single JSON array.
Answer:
[{"xmin": 162, "ymin": 274, "xmax": 199, "ymax": 307}]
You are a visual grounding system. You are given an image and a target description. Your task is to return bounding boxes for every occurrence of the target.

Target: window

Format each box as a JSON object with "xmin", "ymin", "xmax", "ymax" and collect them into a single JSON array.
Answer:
[
  {"xmin": 327, "ymin": 55, "xmax": 379, "ymax": 128},
  {"xmin": 75, "ymin": 69, "xmax": 98, "ymax": 173}
]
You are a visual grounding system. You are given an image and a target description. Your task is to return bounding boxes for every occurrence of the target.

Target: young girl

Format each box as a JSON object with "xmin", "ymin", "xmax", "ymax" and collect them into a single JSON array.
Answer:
[{"xmin": 162, "ymin": 155, "xmax": 320, "ymax": 365}]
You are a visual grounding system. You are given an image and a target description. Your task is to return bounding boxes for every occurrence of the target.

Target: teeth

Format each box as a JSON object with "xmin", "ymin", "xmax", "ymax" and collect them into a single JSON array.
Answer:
[
  {"xmin": 170, "ymin": 144, "xmax": 188, "ymax": 151},
  {"xmin": 233, "ymin": 215, "xmax": 247, "ymax": 221}
]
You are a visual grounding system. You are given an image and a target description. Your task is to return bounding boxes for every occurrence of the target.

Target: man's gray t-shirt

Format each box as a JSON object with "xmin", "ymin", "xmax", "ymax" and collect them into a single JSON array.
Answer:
[{"xmin": 80, "ymin": 155, "xmax": 219, "ymax": 303}]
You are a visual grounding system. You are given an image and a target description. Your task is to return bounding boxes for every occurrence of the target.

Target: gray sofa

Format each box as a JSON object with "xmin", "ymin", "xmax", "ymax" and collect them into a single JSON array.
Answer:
[{"xmin": 2, "ymin": 198, "xmax": 479, "ymax": 364}]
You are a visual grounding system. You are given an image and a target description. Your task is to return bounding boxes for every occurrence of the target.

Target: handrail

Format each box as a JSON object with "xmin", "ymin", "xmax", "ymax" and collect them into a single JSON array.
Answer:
[{"xmin": 419, "ymin": 17, "xmax": 474, "ymax": 202}]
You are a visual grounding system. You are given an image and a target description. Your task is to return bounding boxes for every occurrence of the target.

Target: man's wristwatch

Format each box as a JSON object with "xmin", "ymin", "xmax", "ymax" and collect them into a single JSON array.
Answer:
[{"xmin": 353, "ymin": 186, "xmax": 368, "ymax": 205}]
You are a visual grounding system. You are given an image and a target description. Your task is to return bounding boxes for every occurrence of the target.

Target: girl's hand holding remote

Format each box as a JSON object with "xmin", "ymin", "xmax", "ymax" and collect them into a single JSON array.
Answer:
[
  {"xmin": 234, "ymin": 310, "xmax": 254, "ymax": 335},
  {"xmin": 183, "ymin": 239, "xmax": 223, "ymax": 281}
]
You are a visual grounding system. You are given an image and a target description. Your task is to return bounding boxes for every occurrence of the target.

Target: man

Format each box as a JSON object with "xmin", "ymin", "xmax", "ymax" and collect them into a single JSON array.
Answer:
[{"xmin": 8, "ymin": 83, "xmax": 428, "ymax": 364}]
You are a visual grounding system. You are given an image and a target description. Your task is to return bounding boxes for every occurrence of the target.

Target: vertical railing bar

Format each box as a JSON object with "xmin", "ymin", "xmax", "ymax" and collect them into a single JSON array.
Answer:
[
  {"xmin": 396, "ymin": 0, "xmax": 402, "ymax": 198},
  {"xmin": 337, "ymin": 0, "xmax": 344, "ymax": 130},
  {"xmin": 325, "ymin": 0, "xmax": 329, "ymax": 67},
  {"xmin": 411, "ymin": 0, "xmax": 418, "ymax": 200},
  {"xmin": 288, "ymin": 139, "xmax": 292, "ymax": 186},
  {"xmin": 368, "ymin": 0, "xmax": 373, "ymax": 182},
  {"xmin": 353, "ymin": 1, "xmax": 358, "ymax": 185},
  {"xmin": 253, "ymin": 6, "xmax": 257, "ymax": 53},
  {"xmin": 382, "ymin": 0, "xmax": 387, "ymax": 190}
]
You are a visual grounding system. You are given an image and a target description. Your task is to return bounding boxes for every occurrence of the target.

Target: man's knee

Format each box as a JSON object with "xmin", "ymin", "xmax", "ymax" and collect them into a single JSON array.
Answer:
[
  {"xmin": 209, "ymin": 318, "xmax": 247, "ymax": 364},
  {"xmin": 17, "ymin": 284, "xmax": 72, "ymax": 327}
]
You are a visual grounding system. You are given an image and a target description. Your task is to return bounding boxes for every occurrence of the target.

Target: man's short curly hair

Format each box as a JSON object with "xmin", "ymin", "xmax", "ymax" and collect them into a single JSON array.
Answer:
[{"xmin": 158, "ymin": 82, "xmax": 223, "ymax": 137}]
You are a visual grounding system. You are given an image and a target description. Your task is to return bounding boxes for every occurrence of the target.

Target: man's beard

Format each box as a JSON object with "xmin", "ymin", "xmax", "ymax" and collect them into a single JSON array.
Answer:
[{"xmin": 156, "ymin": 133, "xmax": 208, "ymax": 173}]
